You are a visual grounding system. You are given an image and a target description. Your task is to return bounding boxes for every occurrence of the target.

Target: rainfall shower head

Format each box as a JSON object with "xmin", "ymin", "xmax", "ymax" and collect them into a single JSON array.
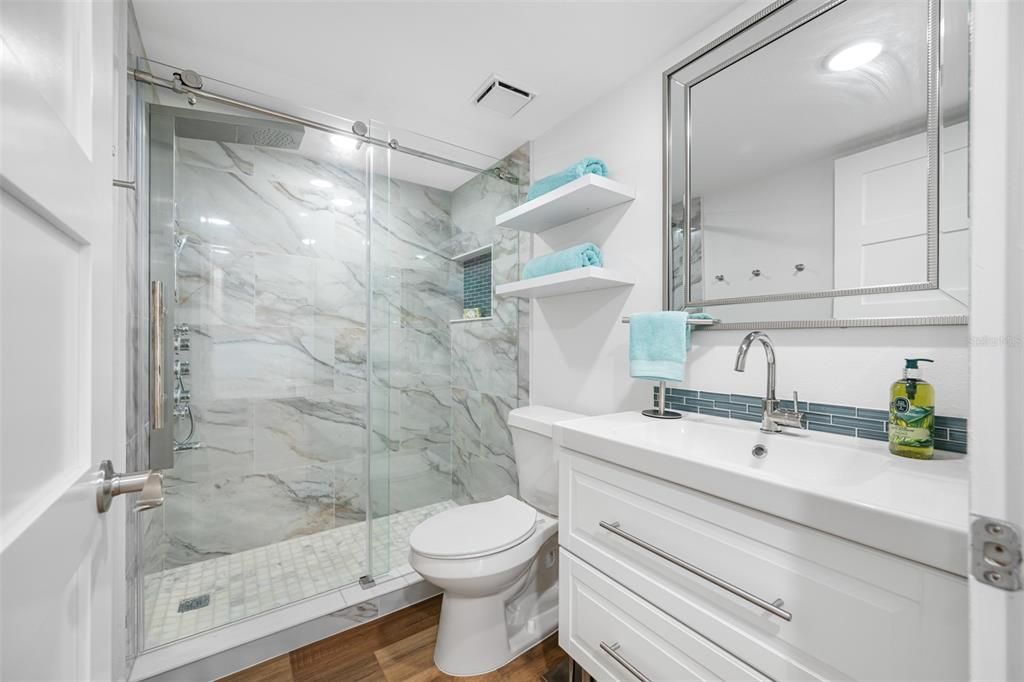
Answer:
[
  {"xmin": 173, "ymin": 110, "xmax": 305, "ymax": 150},
  {"xmin": 246, "ymin": 126, "xmax": 303, "ymax": 148}
]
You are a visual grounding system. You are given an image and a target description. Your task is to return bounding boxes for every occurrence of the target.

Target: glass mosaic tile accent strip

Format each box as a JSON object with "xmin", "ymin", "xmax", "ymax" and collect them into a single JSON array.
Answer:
[
  {"xmin": 462, "ymin": 251, "xmax": 492, "ymax": 317},
  {"xmin": 655, "ymin": 387, "xmax": 968, "ymax": 454},
  {"xmin": 143, "ymin": 500, "xmax": 456, "ymax": 649}
]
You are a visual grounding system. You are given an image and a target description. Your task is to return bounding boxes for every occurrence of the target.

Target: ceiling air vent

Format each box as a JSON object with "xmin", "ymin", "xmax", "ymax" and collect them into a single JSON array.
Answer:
[{"xmin": 473, "ymin": 75, "xmax": 534, "ymax": 118}]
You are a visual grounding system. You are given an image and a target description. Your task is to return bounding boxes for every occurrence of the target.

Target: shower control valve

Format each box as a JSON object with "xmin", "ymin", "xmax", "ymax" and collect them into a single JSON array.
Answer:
[
  {"xmin": 174, "ymin": 387, "xmax": 191, "ymax": 403},
  {"xmin": 173, "ymin": 404, "xmax": 191, "ymax": 418},
  {"xmin": 174, "ymin": 324, "xmax": 191, "ymax": 352},
  {"xmin": 175, "ymin": 359, "xmax": 191, "ymax": 377}
]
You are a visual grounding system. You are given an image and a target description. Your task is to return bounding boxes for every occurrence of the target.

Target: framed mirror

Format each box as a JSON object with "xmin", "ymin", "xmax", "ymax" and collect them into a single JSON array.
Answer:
[{"xmin": 664, "ymin": 0, "xmax": 969, "ymax": 329}]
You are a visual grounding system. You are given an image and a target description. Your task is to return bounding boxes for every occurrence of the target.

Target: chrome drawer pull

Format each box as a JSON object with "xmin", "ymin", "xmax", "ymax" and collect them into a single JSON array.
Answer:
[
  {"xmin": 599, "ymin": 641, "xmax": 651, "ymax": 682},
  {"xmin": 599, "ymin": 520, "xmax": 793, "ymax": 622}
]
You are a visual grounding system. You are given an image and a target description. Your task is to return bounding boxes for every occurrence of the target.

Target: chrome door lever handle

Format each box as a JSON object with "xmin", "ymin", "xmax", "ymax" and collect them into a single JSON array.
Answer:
[{"xmin": 96, "ymin": 460, "xmax": 164, "ymax": 513}]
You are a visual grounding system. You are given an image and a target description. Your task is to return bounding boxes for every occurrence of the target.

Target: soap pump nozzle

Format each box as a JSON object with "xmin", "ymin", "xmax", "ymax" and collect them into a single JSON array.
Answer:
[{"xmin": 903, "ymin": 357, "xmax": 933, "ymax": 380}]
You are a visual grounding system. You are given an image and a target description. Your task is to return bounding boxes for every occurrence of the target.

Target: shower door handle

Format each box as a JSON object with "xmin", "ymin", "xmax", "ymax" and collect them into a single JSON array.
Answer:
[
  {"xmin": 150, "ymin": 281, "xmax": 166, "ymax": 430},
  {"xmin": 95, "ymin": 460, "xmax": 164, "ymax": 513}
]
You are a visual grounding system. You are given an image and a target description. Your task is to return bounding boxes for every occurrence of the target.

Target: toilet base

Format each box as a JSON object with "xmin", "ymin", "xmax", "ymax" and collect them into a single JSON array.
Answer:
[
  {"xmin": 434, "ymin": 592, "xmax": 511, "ymax": 676},
  {"xmin": 431, "ymin": 536, "xmax": 560, "ymax": 676},
  {"xmin": 433, "ymin": 586, "xmax": 559, "ymax": 677}
]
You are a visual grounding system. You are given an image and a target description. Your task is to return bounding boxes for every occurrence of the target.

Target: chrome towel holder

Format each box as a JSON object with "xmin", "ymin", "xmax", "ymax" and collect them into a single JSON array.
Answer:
[
  {"xmin": 621, "ymin": 316, "xmax": 717, "ymax": 326},
  {"xmin": 621, "ymin": 314, "xmax": 718, "ymax": 419}
]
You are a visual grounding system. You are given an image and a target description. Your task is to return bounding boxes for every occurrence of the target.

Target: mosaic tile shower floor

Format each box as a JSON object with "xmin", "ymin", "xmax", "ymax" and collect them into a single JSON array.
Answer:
[{"xmin": 143, "ymin": 500, "xmax": 457, "ymax": 649}]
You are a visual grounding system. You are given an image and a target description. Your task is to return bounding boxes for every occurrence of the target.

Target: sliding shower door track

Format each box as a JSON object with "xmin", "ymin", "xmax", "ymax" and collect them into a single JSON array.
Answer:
[{"xmin": 129, "ymin": 68, "xmax": 494, "ymax": 177}]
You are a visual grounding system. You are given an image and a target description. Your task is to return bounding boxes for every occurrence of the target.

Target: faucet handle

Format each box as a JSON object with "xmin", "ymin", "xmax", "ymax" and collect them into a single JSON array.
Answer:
[{"xmin": 792, "ymin": 391, "xmax": 808, "ymax": 429}]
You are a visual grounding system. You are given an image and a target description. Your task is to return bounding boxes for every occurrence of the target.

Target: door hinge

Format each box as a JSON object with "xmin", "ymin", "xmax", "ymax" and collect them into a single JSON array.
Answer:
[{"xmin": 970, "ymin": 515, "xmax": 1022, "ymax": 591}]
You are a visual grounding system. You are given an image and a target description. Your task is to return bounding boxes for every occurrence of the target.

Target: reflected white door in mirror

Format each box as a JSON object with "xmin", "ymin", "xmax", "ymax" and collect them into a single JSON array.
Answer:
[{"xmin": 555, "ymin": 413, "xmax": 967, "ymax": 681}]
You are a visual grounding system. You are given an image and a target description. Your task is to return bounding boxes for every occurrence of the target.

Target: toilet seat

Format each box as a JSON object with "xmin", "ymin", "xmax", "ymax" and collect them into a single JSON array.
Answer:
[{"xmin": 410, "ymin": 496, "xmax": 538, "ymax": 560}]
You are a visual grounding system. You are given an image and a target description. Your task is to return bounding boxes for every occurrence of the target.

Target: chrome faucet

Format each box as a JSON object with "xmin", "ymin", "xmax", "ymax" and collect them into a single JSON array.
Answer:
[{"xmin": 734, "ymin": 331, "xmax": 805, "ymax": 434}]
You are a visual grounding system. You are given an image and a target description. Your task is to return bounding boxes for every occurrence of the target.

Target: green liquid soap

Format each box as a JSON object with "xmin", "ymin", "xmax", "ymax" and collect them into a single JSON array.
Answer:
[{"xmin": 889, "ymin": 358, "xmax": 935, "ymax": 459}]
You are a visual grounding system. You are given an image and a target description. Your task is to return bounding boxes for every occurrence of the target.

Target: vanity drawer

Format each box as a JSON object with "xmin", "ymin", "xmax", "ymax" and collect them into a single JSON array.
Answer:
[
  {"xmin": 560, "ymin": 451, "xmax": 967, "ymax": 681},
  {"xmin": 560, "ymin": 550, "xmax": 767, "ymax": 682}
]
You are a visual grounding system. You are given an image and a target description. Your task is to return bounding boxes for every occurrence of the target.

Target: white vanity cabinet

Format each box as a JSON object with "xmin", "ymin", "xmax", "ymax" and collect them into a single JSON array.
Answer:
[{"xmin": 557, "ymin": 449, "xmax": 968, "ymax": 681}]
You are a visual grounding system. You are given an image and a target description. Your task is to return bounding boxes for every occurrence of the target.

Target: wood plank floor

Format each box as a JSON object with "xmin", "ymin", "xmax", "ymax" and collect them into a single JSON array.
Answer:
[{"xmin": 221, "ymin": 596, "xmax": 568, "ymax": 682}]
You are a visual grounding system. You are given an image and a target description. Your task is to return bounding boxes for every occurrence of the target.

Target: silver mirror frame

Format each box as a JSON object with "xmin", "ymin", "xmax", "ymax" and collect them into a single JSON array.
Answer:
[{"xmin": 661, "ymin": 0, "xmax": 968, "ymax": 329}]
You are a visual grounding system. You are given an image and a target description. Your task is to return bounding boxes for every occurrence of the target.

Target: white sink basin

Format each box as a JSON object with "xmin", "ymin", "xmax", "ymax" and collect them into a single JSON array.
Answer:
[{"xmin": 554, "ymin": 411, "xmax": 968, "ymax": 576}]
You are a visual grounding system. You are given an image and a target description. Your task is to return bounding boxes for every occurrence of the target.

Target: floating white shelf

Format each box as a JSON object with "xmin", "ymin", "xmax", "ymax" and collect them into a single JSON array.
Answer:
[
  {"xmin": 495, "ymin": 267, "xmax": 635, "ymax": 299},
  {"xmin": 495, "ymin": 174, "xmax": 635, "ymax": 233}
]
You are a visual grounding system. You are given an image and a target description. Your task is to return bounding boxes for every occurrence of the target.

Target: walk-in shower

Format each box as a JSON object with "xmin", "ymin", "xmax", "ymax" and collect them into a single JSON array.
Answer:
[{"xmin": 128, "ymin": 60, "xmax": 530, "ymax": 662}]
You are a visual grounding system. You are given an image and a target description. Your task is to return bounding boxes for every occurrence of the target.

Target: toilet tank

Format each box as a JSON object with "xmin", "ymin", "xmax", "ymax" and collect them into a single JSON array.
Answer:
[{"xmin": 508, "ymin": 405, "xmax": 584, "ymax": 516}]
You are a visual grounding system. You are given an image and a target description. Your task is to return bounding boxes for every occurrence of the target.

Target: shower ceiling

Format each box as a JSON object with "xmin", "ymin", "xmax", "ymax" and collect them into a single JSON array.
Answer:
[
  {"xmin": 161, "ymin": 88, "xmax": 497, "ymax": 191},
  {"xmin": 132, "ymin": 1, "xmax": 743, "ymax": 165}
]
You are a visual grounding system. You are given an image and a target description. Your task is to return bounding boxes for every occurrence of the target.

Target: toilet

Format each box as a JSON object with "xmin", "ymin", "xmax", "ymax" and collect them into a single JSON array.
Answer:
[{"xmin": 409, "ymin": 405, "xmax": 583, "ymax": 676}]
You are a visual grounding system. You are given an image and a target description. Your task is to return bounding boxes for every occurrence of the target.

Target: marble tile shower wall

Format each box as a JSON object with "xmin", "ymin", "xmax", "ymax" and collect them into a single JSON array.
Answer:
[
  {"xmin": 145, "ymin": 137, "xmax": 460, "ymax": 573},
  {"xmin": 448, "ymin": 145, "xmax": 530, "ymax": 505},
  {"xmin": 370, "ymin": 177, "xmax": 459, "ymax": 518},
  {"xmin": 144, "ymin": 137, "xmax": 531, "ymax": 575},
  {"xmin": 368, "ymin": 144, "xmax": 530, "ymax": 516}
]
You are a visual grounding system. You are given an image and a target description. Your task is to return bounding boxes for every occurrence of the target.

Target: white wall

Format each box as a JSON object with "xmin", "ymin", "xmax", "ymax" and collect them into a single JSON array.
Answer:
[
  {"xmin": 528, "ymin": 1, "xmax": 969, "ymax": 418},
  {"xmin": 702, "ymin": 155, "xmax": 834, "ymax": 320}
]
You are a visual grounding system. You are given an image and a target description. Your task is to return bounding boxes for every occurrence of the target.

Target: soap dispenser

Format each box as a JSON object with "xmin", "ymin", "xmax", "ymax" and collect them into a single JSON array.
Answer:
[{"xmin": 888, "ymin": 358, "xmax": 935, "ymax": 459}]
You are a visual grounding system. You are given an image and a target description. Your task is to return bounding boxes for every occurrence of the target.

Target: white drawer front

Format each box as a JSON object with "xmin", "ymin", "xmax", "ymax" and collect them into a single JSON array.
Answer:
[
  {"xmin": 560, "ymin": 451, "xmax": 967, "ymax": 682},
  {"xmin": 560, "ymin": 550, "xmax": 767, "ymax": 682}
]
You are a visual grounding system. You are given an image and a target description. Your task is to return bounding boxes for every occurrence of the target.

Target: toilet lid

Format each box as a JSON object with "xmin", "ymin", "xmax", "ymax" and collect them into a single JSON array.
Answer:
[{"xmin": 409, "ymin": 496, "xmax": 538, "ymax": 559}]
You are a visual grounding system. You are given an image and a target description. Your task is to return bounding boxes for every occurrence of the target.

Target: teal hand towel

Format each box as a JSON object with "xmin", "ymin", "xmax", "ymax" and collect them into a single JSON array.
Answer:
[
  {"xmin": 526, "ymin": 157, "xmax": 608, "ymax": 201},
  {"xmin": 629, "ymin": 311, "xmax": 690, "ymax": 383},
  {"xmin": 522, "ymin": 243, "xmax": 603, "ymax": 279}
]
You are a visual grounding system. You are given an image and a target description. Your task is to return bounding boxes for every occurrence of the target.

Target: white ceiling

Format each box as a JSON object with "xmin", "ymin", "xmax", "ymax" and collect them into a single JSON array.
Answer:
[
  {"xmin": 132, "ymin": 1, "xmax": 743, "ymax": 170},
  {"xmin": 681, "ymin": 0, "xmax": 969, "ymax": 196}
]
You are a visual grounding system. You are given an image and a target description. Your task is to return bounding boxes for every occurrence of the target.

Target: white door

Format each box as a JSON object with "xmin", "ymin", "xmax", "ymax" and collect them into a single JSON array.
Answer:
[
  {"xmin": 0, "ymin": 2, "xmax": 125, "ymax": 681},
  {"xmin": 968, "ymin": 1, "xmax": 1024, "ymax": 680},
  {"xmin": 833, "ymin": 123, "xmax": 969, "ymax": 318}
]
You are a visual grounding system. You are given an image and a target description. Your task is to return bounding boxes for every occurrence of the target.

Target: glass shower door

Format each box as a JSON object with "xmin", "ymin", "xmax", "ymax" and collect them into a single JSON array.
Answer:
[
  {"xmin": 139, "ymin": 64, "xmax": 386, "ymax": 649},
  {"xmin": 362, "ymin": 124, "xmax": 529, "ymax": 581},
  {"xmin": 367, "ymin": 118, "xmax": 392, "ymax": 581},
  {"xmin": 131, "ymin": 60, "xmax": 526, "ymax": 657}
]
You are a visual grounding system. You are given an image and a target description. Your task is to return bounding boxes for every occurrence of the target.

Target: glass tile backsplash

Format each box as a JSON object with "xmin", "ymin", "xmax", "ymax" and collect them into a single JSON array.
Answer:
[{"xmin": 655, "ymin": 387, "xmax": 968, "ymax": 453}]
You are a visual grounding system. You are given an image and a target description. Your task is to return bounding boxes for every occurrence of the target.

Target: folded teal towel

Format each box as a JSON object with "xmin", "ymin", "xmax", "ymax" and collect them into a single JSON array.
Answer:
[
  {"xmin": 629, "ymin": 311, "xmax": 691, "ymax": 383},
  {"xmin": 526, "ymin": 157, "xmax": 608, "ymax": 201},
  {"xmin": 522, "ymin": 243, "xmax": 603, "ymax": 279}
]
